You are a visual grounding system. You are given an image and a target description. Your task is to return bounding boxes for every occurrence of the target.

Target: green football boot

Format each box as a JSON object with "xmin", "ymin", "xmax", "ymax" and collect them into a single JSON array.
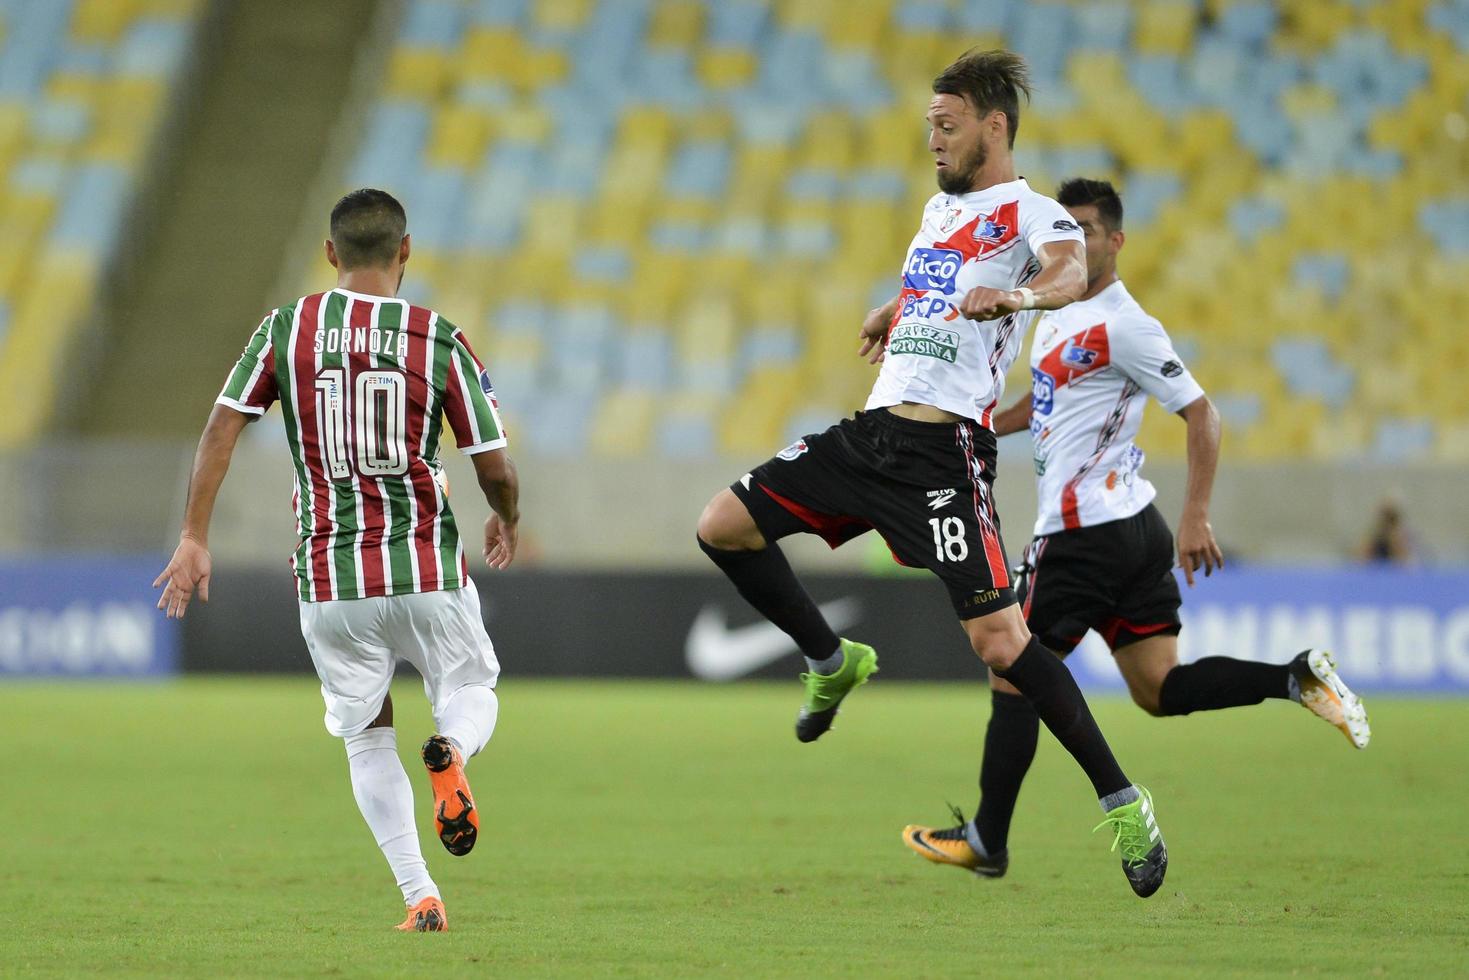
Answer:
[
  {"xmin": 1093, "ymin": 785, "xmax": 1167, "ymax": 898},
  {"xmin": 795, "ymin": 638, "xmax": 878, "ymax": 743}
]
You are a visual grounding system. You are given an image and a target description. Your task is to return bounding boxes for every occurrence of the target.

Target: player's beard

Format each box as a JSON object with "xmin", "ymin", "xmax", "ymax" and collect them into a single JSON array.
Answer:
[{"xmin": 937, "ymin": 140, "xmax": 987, "ymax": 195}]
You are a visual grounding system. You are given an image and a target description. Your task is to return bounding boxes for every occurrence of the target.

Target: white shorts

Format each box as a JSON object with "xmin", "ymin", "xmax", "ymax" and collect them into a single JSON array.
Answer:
[{"xmin": 298, "ymin": 581, "xmax": 501, "ymax": 737}]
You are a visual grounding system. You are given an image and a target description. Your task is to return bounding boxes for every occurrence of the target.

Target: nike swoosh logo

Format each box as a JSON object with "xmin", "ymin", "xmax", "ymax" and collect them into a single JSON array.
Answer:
[{"xmin": 685, "ymin": 598, "xmax": 862, "ymax": 681}]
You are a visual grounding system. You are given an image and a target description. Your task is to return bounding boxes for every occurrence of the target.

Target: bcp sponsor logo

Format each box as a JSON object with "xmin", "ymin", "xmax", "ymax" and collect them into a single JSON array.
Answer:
[
  {"xmin": 900, "ymin": 292, "xmax": 953, "ymax": 320},
  {"xmin": 903, "ymin": 248, "xmax": 964, "ymax": 295}
]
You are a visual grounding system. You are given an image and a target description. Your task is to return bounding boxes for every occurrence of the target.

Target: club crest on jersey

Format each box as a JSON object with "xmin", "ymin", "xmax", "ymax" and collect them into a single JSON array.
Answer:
[
  {"xmin": 903, "ymin": 248, "xmax": 963, "ymax": 294},
  {"xmin": 939, "ymin": 207, "xmax": 963, "ymax": 233},
  {"xmin": 973, "ymin": 217, "xmax": 1010, "ymax": 242},
  {"xmin": 777, "ymin": 439, "xmax": 809, "ymax": 461}
]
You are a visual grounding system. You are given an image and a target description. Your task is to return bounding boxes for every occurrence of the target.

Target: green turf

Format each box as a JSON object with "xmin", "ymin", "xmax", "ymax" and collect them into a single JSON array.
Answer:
[{"xmin": 2, "ymin": 678, "xmax": 1465, "ymax": 977}]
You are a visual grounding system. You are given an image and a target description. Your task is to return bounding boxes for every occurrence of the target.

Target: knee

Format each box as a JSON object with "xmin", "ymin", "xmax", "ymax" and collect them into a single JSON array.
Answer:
[
  {"xmin": 1132, "ymin": 686, "xmax": 1166, "ymax": 717},
  {"xmin": 697, "ymin": 490, "xmax": 765, "ymax": 552},
  {"xmin": 967, "ymin": 619, "xmax": 1030, "ymax": 671}
]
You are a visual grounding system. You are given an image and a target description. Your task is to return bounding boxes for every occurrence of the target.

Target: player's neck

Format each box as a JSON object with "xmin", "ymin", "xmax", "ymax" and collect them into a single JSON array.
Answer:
[
  {"xmin": 335, "ymin": 270, "xmax": 400, "ymax": 299},
  {"xmin": 964, "ymin": 153, "xmax": 1017, "ymax": 194},
  {"xmin": 1080, "ymin": 270, "xmax": 1119, "ymax": 301}
]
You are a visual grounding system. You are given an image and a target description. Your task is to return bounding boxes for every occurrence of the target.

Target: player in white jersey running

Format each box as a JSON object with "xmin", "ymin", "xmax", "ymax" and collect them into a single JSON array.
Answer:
[
  {"xmin": 152, "ymin": 189, "xmax": 520, "ymax": 932},
  {"xmin": 697, "ymin": 50, "xmax": 1168, "ymax": 898},
  {"xmin": 902, "ymin": 178, "xmax": 1370, "ymax": 880}
]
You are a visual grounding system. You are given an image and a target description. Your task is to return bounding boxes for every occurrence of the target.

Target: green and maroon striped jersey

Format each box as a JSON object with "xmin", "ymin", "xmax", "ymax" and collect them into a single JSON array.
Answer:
[{"xmin": 217, "ymin": 287, "xmax": 507, "ymax": 602}]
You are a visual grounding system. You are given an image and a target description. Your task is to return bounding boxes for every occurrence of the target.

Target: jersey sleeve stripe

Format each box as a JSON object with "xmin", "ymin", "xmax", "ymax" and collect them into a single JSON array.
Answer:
[
  {"xmin": 460, "ymin": 436, "xmax": 509, "ymax": 455},
  {"xmin": 215, "ymin": 394, "xmax": 267, "ymax": 416}
]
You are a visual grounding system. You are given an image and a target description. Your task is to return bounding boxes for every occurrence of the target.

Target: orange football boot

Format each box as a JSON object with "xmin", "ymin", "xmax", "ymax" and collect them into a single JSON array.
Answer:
[
  {"xmin": 395, "ymin": 896, "xmax": 447, "ymax": 932},
  {"xmin": 422, "ymin": 735, "xmax": 478, "ymax": 856}
]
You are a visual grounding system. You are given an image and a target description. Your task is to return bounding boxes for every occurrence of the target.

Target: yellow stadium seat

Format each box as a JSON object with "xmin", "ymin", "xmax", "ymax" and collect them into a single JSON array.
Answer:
[
  {"xmin": 884, "ymin": 33, "xmax": 945, "ymax": 88},
  {"xmin": 590, "ymin": 389, "xmax": 657, "ymax": 456},
  {"xmin": 775, "ymin": 0, "xmax": 844, "ymax": 30},
  {"xmin": 1274, "ymin": 0, "xmax": 1358, "ymax": 52},
  {"xmin": 425, "ymin": 105, "xmax": 491, "ymax": 169},
  {"xmin": 719, "ymin": 366, "xmax": 801, "ymax": 456},
  {"xmin": 460, "ymin": 27, "xmax": 522, "ymax": 81},
  {"xmin": 386, "ymin": 48, "xmax": 452, "ymax": 101},
  {"xmin": 533, "ymin": 0, "xmax": 593, "ymax": 31},
  {"xmin": 697, "ymin": 47, "xmax": 756, "ymax": 90},
  {"xmin": 796, "ymin": 114, "xmax": 857, "ymax": 171},
  {"xmin": 0, "ymin": 253, "xmax": 96, "ymax": 447},
  {"xmin": 1135, "ymin": 0, "xmax": 1196, "ymax": 55},
  {"xmin": 648, "ymin": 0, "xmax": 703, "ymax": 47},
  {"xmin": 494, "ymin": 104, "xmax": 549, "ymax": 143},
  {"xmin": 522, "ymin": 198, "xmax": 582, "ymax": 253},
  {"xmin": 71, "ymin": 0, "xmax": 138, "ymax": 42},
  {"xmin": 517, "ymin": 47, "xmax": 568, "ymax": 90},
  {"xmin": 133, "ymin": 0, "xmax": 204, "ymax": 15},
  {"xmin": 827, "ymin": 4, "xmax": 894, "ymax": 47}
]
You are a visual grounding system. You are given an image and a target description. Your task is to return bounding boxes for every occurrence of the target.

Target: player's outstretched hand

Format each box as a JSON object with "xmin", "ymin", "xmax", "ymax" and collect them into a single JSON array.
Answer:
[
  {"xmin": 1177, "ymin": 513, "xmax": 1224, "ymax": 587},
  {"xmin": 857, "ymin": 301, "xmax": 894, "ymax": 364},
  {"xmin": 960, "ymin": 286, "xmax": 1025, "ymax": 321},
  {"xmin": 484, "ymin": 514, "xmax": 517, "ymax": 570},
  {"xmin": 153, "ymin": 535, "xmax": 212, "ymax": 619}
]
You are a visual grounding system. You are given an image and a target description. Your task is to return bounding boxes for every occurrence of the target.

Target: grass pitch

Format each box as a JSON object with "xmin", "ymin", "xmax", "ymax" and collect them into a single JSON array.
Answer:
[{"xmin": 2, "ymin": 678, "xmax": 1465, "ymax": 977}]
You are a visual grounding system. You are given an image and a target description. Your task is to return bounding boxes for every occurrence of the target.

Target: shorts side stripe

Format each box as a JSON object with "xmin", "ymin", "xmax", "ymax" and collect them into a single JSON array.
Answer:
[{"xmin": 957, "ymin": 423, "xmax": 1010, "ymax": 589}]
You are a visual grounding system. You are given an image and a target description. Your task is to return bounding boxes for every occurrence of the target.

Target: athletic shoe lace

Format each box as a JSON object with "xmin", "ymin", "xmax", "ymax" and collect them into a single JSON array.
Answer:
[
  {"xmin": 1092, "ymin": 807, "xmax": 1153, "ymax": 867},
  {"xmin": 928, "ymin": 803, "xmax": 970, "ymax": 841}
]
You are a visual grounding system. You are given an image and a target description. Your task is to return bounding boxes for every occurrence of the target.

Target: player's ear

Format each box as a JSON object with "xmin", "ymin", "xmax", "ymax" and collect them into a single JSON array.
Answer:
[
  {"xmin": 1112, "ymin": 229, "xmax": 1126, "ymax": 254},
  {"xmin": 399, "ymin": 234, "xmax": 411, "ymax": 265},
  {"xmin": 325, "ymin": 239, "xmax": 339, "ymax": 269},
  {"xmin": 986, "ymin": 109, "xmax": 1008, "ymax": 144}
]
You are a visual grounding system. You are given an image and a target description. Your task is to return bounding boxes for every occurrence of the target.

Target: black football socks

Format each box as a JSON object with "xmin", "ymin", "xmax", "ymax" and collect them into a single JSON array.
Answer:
[
  {"xmin": 1157, "ymin": 656, "xmax": 1292, "ymax": 716},
  {"xmin": 973, "ymin": 690, "xmax": 1040, "ymax": 855},
  {"xmin": 995, "ymin": 636, "xmax": 1132, "ymax": 800},
  {"xmin": 697, "ymin": 536, "xmax": 841, "ymax": 660}
]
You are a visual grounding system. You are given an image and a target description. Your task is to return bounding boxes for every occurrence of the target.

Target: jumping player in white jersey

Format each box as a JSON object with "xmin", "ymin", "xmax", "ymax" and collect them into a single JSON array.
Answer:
[
  {"xmin": 902, "ymin": 178, "xmax": 1370, "ymax": 880},
  {"xmin": 152, "ymin": 189, "xmax": 519, "ymax": 931},
  {"xmin": 697, "ymin": 50, "xmax": 1168, "ymax": 898}
]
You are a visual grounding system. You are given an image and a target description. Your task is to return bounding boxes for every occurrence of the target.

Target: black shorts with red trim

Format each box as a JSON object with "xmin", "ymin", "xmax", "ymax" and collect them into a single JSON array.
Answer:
[
  {"xmin": 1016, "ymin": 502, "xmax": 1183, "ymax": 655},
  {"xmin": 732, "ymin": 409, "xmax": 1016, "ymax": 619}
]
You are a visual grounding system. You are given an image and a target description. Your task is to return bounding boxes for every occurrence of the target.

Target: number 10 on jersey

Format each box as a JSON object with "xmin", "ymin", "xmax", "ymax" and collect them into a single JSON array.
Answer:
[{"xmin": 314, "ymin": 368, "xmax": 410, "ymax": 479}]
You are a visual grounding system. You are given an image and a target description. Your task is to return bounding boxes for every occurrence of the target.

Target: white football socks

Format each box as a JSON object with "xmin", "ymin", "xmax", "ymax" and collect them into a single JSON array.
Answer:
[
  {"xmin": 344, "ymin": 727, "xmax": 438, "ymax": 906},
  {"xmin": 436, "ymin": 684, "xmax": 500, "ymax": 762}
]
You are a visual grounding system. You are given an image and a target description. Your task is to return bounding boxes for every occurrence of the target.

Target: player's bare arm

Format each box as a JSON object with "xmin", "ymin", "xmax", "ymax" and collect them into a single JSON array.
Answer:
[
  {"xmin": 153, "ymin": 403, "xmax": 253, "ymax": 619},
  {"xmin": 959, "ymin": 239, "xmax": 1086, "ymax": 322},
  {"xmin": 472, "ymin": 448, "xmax": 520, "ymax": 570},
  {"xmin": 858, "ymin": 296, "xmax": 901, "ymax": 364},
  {"xmin": 1175, "ymin": 394, "xmax": 1224, "ymax": 586},
  {"xmin": 991, "ymin": 393, "xmax": 1033, "ymax": 437}
]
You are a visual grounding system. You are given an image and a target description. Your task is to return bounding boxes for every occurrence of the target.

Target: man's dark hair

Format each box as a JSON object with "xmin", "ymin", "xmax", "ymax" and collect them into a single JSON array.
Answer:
[
  {"xmin": 932, "ymin": 49, "xmax": 1032, "ymax": 148},
  {"xmin": 1056, "ymin": 177, "xmax": 1124, "ymax": 232},
  {"xmin": 329, "ymin": 188, "xmax": 407, "ymax": 268}
]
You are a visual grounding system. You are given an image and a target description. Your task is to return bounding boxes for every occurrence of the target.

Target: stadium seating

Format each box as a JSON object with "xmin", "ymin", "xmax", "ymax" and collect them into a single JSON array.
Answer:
[
  {"xmin": 329, "ymin": 0, "xmax": 1469, "ymax": 462},
  {"xmin": 0, "ymin": 0, "xmax": 205, "ymax": 447}
]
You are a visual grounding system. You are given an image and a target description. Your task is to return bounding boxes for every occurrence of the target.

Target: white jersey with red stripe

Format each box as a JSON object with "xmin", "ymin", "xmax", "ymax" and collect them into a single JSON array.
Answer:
[
  {"xmin": 1028, "ymin": 279, "xmax": 1204, "ymax": 536},
  {"xmin": 865, "ymin": 177, "xmax": 1084, "ymax": 426}
]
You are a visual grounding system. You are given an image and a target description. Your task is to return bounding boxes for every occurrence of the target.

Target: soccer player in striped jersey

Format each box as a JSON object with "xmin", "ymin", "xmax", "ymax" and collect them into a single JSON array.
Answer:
[
  {"xmin": 697, "ymin": 50, "xmax": 1167, "ymax": 898},
  {"xmin": 902, "ymin": 178, "xmax": 1370, "ymax": 881},
  {"xmin": 153, "ymin": 189, "xmax": 517, "ymax": 932}
]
